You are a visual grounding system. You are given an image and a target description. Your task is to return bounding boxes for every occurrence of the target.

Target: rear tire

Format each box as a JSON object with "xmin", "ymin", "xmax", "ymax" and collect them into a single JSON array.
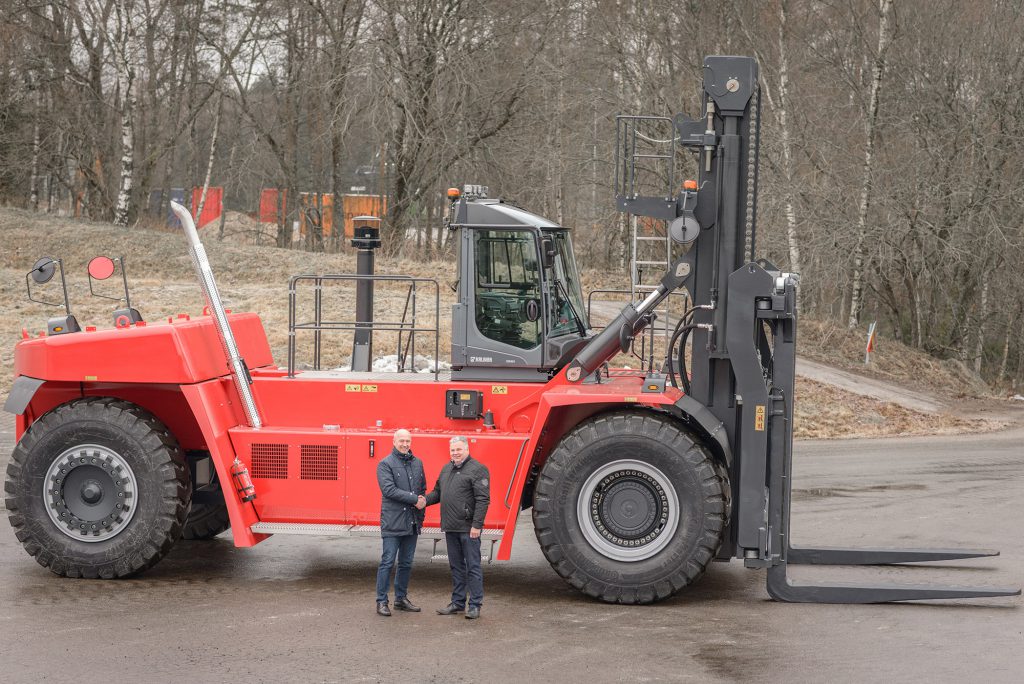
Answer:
[
  {"xmin": 532, "ymin": 411, "xmax": 727, "ymax": 604},
  {"xmin": 182, "ymin": 477, "xmax": 231, "ymax": 540},
  {"xmin": 4, "ymin": 398, "xmax": 191, "ymax": 578}
]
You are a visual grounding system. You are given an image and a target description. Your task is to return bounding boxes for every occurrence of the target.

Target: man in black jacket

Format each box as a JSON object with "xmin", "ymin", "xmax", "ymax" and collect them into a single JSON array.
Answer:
[
  {"xmin": 375, "ymin": 429, "xmax": 427, "ymax": 616},
  {"xmin": 425, "ymin": 435, "xmax": 490, "ymax": 619}
]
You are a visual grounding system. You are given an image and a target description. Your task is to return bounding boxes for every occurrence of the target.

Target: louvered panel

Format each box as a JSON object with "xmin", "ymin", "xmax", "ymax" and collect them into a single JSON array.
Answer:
[
  {"xmin": 300, "ymin": 444, "xmax": 338, "ymax": 480},
  {"xmin": 251, "ymin": 443, "xmax": 288, "ymax": 479}
]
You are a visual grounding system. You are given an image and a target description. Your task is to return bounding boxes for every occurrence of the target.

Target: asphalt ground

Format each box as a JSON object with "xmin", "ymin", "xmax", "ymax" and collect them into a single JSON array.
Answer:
[{"xmin": 1, "ymin": 418, "xmax": 1022, "ymax": 683}]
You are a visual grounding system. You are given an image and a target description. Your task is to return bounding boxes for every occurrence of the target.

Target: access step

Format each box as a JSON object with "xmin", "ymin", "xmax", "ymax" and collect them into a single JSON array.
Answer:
[
  {"xmin": 430, "ymin": 536, "xmax": 502, "ymax": 565},
  {"xmin": 251, "ymin": 522, "xmax": 502, "ymax": 540}
]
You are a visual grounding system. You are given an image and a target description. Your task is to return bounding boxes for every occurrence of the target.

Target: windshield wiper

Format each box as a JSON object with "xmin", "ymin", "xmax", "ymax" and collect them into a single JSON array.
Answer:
[{"xmin": 554, "ymin": 278, "xmax": 587, "ymax": 337}]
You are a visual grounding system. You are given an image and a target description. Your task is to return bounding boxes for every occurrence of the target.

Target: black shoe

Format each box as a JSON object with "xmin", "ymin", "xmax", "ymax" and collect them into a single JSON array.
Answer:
[
  {"xmin": 394, "ymin": 597, "xmax": 421, "ymax": 612},
  {"xmin": 465, "ymin": 606, "xmax": 480, "ymax": 620},
  {"xmin": 436, "ymin": 602, "xmax": 465, "ymax": 615},
  {"xmin": 376, "ymin": 601, "xmax": 392, "ymax": 617}
]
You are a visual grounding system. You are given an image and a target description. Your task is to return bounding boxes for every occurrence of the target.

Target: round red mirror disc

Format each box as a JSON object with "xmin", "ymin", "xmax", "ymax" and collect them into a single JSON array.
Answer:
[{"xmin": 88, "ymin": 256, "xmax": 115, "ymax": 280}]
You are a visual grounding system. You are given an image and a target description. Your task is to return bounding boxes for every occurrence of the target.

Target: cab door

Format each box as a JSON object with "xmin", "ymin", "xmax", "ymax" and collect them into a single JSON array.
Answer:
[{"xmin": 452, "ymin": 228, "xmax": 545, "ymax": 375}]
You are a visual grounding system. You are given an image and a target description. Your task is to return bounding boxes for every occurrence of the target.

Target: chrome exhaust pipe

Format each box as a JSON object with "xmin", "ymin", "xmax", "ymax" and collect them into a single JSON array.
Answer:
[{"xmin": 170, "ymin": 201, "xmax": 263, "ymax": 429}]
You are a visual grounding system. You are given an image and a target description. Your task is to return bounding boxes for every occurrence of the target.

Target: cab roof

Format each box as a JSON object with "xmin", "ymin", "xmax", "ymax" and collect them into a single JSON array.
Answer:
[{"xmin": 453, "ymin": 198, "xmax": 562, "ymax": 229}]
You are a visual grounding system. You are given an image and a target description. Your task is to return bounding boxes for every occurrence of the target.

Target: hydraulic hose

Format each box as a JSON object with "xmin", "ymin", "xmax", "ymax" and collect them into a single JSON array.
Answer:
[
  {"xmin": 667, "ymin": 321, "xmax": 698, "ymax": 393},
  {"xmin": 664, "ymin": 302, "xmax": 713, "ymax": 392}
]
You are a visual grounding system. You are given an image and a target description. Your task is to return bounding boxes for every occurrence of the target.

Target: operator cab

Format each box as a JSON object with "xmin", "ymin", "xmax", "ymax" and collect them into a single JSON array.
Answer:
[{"xmin": 448, "ymin": 186, "xmax": 591, "ymax": 381}]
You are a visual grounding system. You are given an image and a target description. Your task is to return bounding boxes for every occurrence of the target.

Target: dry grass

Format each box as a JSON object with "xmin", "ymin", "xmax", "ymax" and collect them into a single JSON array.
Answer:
[
  {"xmin": 0, "ymin": 206, "xmax": 996, "ymax": 439},
  {"xmin": 793, "ymin": 377, "xmax": 979, "ymax": 439},
  {"xmin": 800, "ymin": 319, "xmax": 990, "ymax": 398}
]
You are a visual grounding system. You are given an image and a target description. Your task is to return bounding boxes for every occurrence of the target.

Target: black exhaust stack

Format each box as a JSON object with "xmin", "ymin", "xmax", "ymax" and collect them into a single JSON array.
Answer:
[{"xmin": 351, "ymin": 216, "xmax": 381, "ymax": 372}]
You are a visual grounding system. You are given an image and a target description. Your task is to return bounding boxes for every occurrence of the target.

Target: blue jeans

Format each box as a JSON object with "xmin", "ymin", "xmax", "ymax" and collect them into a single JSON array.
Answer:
[
  {"xmin": 446, "ymin": 532, "xmax": 483, "ymax": 609},
  {"xmin": 376, "ymin": 533, "xmax": 418, "ymax": 603}
]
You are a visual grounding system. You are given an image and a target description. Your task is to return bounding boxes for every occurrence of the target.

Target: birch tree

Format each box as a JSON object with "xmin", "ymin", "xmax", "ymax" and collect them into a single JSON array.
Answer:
[
  {"xmin": 847, "ymin": 0, "xmax": 895, "ymax": 328},
  {"xmin": 110, "ymin": 0, "xmax": 139, "ymax": 226}
]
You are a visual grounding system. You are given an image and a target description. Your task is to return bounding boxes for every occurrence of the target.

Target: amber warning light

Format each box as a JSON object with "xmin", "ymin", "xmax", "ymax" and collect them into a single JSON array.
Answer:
[
  {"xmin": 447, "ymin": 187, "xmax": 461, "ymax": 200},
  {"xmin": 683, "ymin": 179, "xmax": 698, "ymax": 191}
]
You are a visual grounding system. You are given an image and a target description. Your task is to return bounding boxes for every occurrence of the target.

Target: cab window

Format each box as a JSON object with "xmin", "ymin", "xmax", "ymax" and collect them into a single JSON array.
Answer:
[{"xmin": 473, "ymin": 230, "xmax": 541, "ymax": 349}]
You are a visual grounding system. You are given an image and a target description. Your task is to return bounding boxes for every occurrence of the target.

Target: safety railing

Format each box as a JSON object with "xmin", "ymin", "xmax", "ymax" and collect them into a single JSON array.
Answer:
[
  {"xmin": 615, "ymin": 115, "xmax": 681, "ymax": 221},
  {"xmin": 287, "ymin": 274, "xmax": 441, "ymax": 379}
]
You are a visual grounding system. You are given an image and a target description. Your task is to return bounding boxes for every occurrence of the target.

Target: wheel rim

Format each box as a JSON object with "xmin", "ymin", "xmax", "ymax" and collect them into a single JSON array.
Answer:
[
  {"xmin": 577, "ymin": 459, "xmax": 680, "ymax": 561},
  {"xmin": 43, "ymin": 444, "xmax": 138, "ymax": 543}
]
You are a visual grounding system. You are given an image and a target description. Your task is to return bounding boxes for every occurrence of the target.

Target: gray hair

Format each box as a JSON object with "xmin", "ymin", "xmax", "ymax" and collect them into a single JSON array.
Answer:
[{"xmin": 449, "ymin": 435, "xmax": 469, "ymax": 447}]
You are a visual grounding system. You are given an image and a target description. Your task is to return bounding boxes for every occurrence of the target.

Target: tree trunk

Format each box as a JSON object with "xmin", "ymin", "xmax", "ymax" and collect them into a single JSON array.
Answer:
[
  {"xmin": 972, "ymin": 270, "xmax": 990, "ymax": 375},
  {"xmin": 847, "ymin": 0, "xmax": 894, "ymax": 328},
  {"xmin": 113, "ymin": 67, "xmax": 136, "ymax": 227},
  {"xmin": 775, "ymin": 0, "xmax": 801, "ymax": 279},
  {"xmin": 997, "ymin": 306, "xmax": 1016, "ymax": 386},
  {"xmin": 29, "ymin": 118, "xmax": 41, "ymax": 211},
  {"xmin": 196, "ymin": 89, "xmax": 223, "ymax": 219},
  {"xmin": 331, "ymin": 132, "xmax": 343, "ymax": 250}
]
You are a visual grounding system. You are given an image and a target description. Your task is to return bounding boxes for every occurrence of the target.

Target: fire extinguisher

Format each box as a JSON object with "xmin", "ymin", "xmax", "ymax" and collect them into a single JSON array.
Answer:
[{"xmin": 230, "ymin": 458, "xmax": 257, "ymax": 503}]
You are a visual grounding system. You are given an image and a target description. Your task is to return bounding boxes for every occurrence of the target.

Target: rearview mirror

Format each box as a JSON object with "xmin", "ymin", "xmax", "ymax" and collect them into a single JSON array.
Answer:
[
  {"xmin": 541, "ymin": 237, "xmax": 556, "ymax": 270},
  {"xmin": 88, "ymin": 256, "xmax": 116, "ymax": 280},
  {"xmin": 30, "ymin": 257, "xmax": 56, "ymax": 284}
]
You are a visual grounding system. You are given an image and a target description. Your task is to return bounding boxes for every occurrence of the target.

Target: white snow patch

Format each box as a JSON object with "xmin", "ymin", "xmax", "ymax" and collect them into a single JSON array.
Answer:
[{"xmin": 335, "ymin": 354, "xmax": 451, "ymax": 374}]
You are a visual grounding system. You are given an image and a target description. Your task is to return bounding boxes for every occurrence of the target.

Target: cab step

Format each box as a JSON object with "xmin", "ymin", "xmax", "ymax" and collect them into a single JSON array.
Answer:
[
  {"xmin": 251, "ymin": 522, "xmax": 502, "ymax": 543},
  {"xmin": 430, "ymin": 536, "xmax": 502, "ymax": 565}
]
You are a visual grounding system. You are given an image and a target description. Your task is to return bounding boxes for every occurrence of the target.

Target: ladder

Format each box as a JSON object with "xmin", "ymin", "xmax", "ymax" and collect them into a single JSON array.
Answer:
[
  {"xmin": 629, "ymin": 214, "xmax": 689, "ymax": 371},
  {"xmin": 616, "ymin": 114, "xmax": 689, "ymax": 371}
]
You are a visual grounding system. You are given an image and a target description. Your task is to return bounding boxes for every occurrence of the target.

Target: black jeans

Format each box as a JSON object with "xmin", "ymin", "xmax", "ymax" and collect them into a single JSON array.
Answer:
[{"xmin": 445, "ymin": 531, "xmax": 483, "ymax": 609}]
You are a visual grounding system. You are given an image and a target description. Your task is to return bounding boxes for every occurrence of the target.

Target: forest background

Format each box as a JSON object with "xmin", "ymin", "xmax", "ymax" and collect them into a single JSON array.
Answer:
[{"xmin": 1, "ymin": 0, "xmax": 1022, "ymax": 390}]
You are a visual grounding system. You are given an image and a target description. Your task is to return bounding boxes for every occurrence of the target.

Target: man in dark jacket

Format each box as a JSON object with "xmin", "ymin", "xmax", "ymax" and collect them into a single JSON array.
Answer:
[
  {"xmin": 375, "ymin": 428, "xmax": 427, "ymax": 616},
  {"xmin": 425, "ymin": 435, "xmax": 490, "ymax": 619}
]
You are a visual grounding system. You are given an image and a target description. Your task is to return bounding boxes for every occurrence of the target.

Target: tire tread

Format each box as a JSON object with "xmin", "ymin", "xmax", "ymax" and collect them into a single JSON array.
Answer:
[
  {"xmin": 532, "ymin": 410, "xmax": 729, "ymax": 605},
  {"xmin": 5, "ymin": 398, "xmax": 190, "ymax": 579}
]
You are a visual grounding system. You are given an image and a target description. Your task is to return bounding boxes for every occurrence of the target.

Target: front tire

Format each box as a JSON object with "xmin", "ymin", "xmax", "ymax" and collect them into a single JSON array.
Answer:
[
  {"xmin": 532, "ymin": 411, "xmax": 728, "ymax": 604},
  {"xmin": 5, "ymin": 398, "xmax": 191, "ymax": 578}
]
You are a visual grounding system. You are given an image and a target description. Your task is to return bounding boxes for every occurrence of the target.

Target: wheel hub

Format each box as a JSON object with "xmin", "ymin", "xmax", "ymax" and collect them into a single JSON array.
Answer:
[
  {"xmin": 80, "ymin": 479, "xmax": 103, "ymax": 505},
  {"xmin": 597, "ymin": 477, "xmax": 661, "ymax": 539},
  {"xmin": 577, "ymin": 460, "xmax": 680, "ymax": 561},
  {"xmin": 44, "ymin": 444, "xmax": 137, "ymax": 542}
]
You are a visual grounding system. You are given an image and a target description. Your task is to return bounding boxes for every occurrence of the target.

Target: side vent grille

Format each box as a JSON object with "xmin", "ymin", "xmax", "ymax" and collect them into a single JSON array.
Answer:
[
  {"xmin": 300, "ymin": 445, "xmax": 339, "ymax": 480},
  {"xmin": 251, "ymin": 443, "xmax": 288, "ymax": 479}
]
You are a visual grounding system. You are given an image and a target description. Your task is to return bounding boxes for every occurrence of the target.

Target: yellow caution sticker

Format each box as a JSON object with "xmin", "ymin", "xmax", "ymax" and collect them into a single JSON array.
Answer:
[
  {"xmin": 624, "ymin": 396, "xmax": 638, "ymax": 403},
  {"xmin": 755, "ymin": 405, "xmax": 766, "ymax": 431},
  {"xmin": 491, "ymin": 385, "xmax": 508, "ymax": 395},
  {"xmin": 362, "ymin": 384, "xmax": 378, "ymax": 393},
  {"xmin": 84, "ymin": 375, "xmax": 98, "ymax": 381},
  {"xmin": 345, "ymin": 384, "xmax": 361, "ymax": 392}
]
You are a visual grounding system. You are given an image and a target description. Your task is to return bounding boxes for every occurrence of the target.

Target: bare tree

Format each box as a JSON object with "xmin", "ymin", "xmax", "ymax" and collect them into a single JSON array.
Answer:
[{"xmin": 847, "ymin": 0, "xmax": 895, "ymax": 328}]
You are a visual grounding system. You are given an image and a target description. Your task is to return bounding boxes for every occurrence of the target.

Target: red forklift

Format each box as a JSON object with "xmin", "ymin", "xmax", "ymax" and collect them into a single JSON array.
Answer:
[{"xmin": 5, "ymin": 56, "xmax": 1018, "ymax": 603}]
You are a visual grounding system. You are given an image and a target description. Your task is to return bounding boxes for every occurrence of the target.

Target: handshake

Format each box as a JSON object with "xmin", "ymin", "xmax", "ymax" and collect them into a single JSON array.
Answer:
[{"xmin": 414, "ymin": 495, "xmax": 427, "ymax": 510}]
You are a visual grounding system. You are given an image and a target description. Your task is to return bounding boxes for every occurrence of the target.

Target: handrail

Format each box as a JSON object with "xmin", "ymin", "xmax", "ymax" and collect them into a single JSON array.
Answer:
[
  {"xmin": 287, "ymin": 273, "xmax": 441, "ymax": 380},
  {"xmin": 615, "ymin": 115, "xmax": 677, "ymax": 202},
  {"xmin": 504, "ymin": 439, "xmax": 530, "ymax": 509}
]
